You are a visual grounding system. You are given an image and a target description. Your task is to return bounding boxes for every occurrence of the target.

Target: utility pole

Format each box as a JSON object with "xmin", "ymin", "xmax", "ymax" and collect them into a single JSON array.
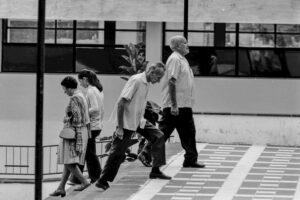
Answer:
[
  {"xmin": 35, "ymin": 0, "xmax": 46, "ymax": 199},
  {"xmin": 184, "ymin": 0, "xmax": 189, "ymax": 39}
]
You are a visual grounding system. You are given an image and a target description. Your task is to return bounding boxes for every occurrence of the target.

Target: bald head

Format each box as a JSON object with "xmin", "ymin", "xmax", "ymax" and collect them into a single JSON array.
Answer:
[{"xmin": 169, "ymin": 35, "xmax": 189, "ymax": 56}]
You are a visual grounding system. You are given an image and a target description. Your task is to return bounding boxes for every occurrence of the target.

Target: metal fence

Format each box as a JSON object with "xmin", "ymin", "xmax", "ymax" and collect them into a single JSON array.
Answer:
[
  {"xmin": 0, "ymin": 135, "xmax": 175, "ymax": 181},
  {"xmin": 0, "ymin": 138, "xmax": 112, "ymax": 178}
]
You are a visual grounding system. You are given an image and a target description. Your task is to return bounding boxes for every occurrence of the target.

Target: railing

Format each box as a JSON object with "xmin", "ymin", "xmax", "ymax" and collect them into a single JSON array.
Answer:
[
  {"xmin": 0, "ymin": 135, "xmax": 175, "ymax": 182},
  {"xmin": 0, "ymin": 138, "xmax": 112, "ymax": 179}
]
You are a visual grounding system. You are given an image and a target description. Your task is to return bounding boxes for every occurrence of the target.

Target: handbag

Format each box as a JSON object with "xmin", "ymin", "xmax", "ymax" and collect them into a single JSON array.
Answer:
[{"xmin": 59, "ymin": 127, "xmax": 76, "ymax": 139}]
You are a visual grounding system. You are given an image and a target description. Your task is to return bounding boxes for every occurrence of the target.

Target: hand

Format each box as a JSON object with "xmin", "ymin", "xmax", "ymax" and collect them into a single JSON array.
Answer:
[
  {"xmin": 170, "ymin": 106, "xmax": 179, "ymax": 116},
  {"xmin": 63, "ymin": 116, "xmax": 70, "ymax": 123},
  {"xmin": 115, "ymin": 127, "xmax": 124, "ymax": 140}
]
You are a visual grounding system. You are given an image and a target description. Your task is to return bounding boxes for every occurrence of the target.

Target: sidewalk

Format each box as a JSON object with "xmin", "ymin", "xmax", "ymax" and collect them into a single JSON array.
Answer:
[
  {"xmin": 45, "ymin": 142, "xmax": 183, "ymax": 200},
  {"xmin": 46, "ymin": 142, "xmax": 300, "ymax": 200}
]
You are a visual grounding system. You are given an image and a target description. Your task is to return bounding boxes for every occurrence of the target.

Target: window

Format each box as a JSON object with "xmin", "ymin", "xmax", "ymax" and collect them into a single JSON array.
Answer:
[
  {"xmin": 239, "ymin": 24, "xmax": 275, "ymax": 47},
  {"xmin": 8, "ymin": 29, "xmax": 37, "ymax": 43},
  {"xmin": 2, "ymin": 44, "xmax": 73, "ymax": 72},
  {"xmin": 115, "ymin": 21, "xmax": 146, "ymax": 45},
  {"xmin": 6, "ymin": 19, "xmax": 74, "ymax": 44},
  {"xmin": 277, "ymin": 25, "xmax": 300, "ymax": 47},
  {"xmin": 2, "ymin": 44, "xmax": 37, "ymax": 72},
  {"xmin": 225, "ymin": 23, "xmax": 236, "ymax": 47},
  {"xmin": 75, "ymin": 47, "xmax": 126, "ymax": 73},
  {"xmin": 249, "ymin": 50, "xmax": 283, "ymax": 76},
  {"xmin": 163, "ymin": 22, "xmax": 300, "ymax": 78},
  {"xmin": 164, "ymin": 22, "xmax": 214, "ymax": 46},
  {"xmin": 284, "ymin": 51, "xmax": 300, "ymax": 76},
  {"xmin": 2, "ymin": 19, "xmax": 147, "ymax": 74},
  {"xmin": 76, "ymin": 21, "xmax": 104, "ymax": 44},
  {"xmin": 3, "ymin": 19, "xmax": 300, "ymax": 77}
]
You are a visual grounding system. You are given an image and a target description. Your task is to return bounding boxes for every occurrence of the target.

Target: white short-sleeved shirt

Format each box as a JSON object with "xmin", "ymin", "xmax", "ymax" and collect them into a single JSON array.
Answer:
[
  {"xmin": 161, "ymin": 51, "xmax": 195, "ymax": 108},
  {"xmin": 111, "ymin": 72, "xmax": 149, "ymax": 131}
]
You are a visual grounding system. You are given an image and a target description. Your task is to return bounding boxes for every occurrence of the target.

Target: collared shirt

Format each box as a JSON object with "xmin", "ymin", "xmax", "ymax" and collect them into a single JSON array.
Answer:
[
  {"xmin": 110, "ymin": 72, "xmax": 149, "ymax": 131},
  {"xmin": 86, "ymin": 85, "xmax": 104, "ymax": 130},
  {"xmin": 161, "ymin": 51, "xmax": 195, "ymax": 108}
]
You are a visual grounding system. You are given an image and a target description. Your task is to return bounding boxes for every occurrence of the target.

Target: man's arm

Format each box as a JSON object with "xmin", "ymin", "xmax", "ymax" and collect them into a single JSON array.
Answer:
[
  {"xmin": 116, "ymin": 97, "xmax": 127, "ymax": 139},
  {"xmin": 169, "ymin": 77, "xmax": 179, "ymax": 116},
  {"xmin": 115, "ymin": 77, "xmax": 138, "ymax": 139}
]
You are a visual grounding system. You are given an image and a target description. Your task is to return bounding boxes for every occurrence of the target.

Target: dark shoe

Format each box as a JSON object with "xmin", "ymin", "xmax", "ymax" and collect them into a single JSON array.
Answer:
[
  {"xmin": 127, "ymin": 152, "xmax": 138, "ymax": 160},
  {"xmin": 95, "ymin": 180, "xmax": 110, "ymax": 191},
  {"xmin": 74, "ymin": 183, "xmax": 91, "ymax": 191},
  {"xmin": 90, "ymin": 180, "xmax": 96, "ymax": 184},
  {"xmin": 126, "ymin": 156, "xmax": 137, "ymax": 162},
  {"xmin": 138, "ymin": 154, "xmax": 152, "ymax": 167},
  {"xmin": 49, "ymin": 189, "xmax": 66, "ymax": 197},
  {"xmin": 149, "ymin": 172, "xmax": 171, "ymax": 180},
  {"xmin": 183, "ymin": 162, "xmax": 205, "ymax": 168}
]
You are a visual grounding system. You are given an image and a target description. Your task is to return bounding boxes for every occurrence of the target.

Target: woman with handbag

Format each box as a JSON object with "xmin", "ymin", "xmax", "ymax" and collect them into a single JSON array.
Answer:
[
  {"xmin": 50, "ymin": 76, "xmax": 91, "ymax": 197},
  {"xmin": 68, "ymin": 69, "xmax": 104, "ymax": 184}
]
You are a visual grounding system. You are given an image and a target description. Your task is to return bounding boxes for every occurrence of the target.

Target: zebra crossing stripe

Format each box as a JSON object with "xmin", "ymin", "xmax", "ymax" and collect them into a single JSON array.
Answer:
[{"xmin": 212, "ymin": 145, "xmax": 265, "ymax": 200}]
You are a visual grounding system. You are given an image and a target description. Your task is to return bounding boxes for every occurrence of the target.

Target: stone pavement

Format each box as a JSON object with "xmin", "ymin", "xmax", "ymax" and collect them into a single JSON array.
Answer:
[{"xmin": 46, "ymin": 142, "xmax": 300, "ymax": 200}]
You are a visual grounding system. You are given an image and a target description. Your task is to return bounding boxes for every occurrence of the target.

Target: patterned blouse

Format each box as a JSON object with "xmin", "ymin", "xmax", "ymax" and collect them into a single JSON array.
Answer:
[
  {"xmin": 64, "ymin": 90, "xmax": 89, "ymax": 156},
  {"xmin": 65, "ymin": 91, "xmax": 89, "ymax": 128}
]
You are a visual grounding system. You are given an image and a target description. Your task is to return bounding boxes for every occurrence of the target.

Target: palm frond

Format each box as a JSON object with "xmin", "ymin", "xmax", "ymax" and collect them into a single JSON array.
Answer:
[
  {"xmin": 121, "ymin": 55, "xmax": 132, "ymax": 65},
  {"xmin": 120, "ymin": 76, "xmax": 129, "ymax": 81},
  {"xmin": 119, "ymin": 65, "xmax": 131, "ymax": 72},
  {"xmin": 119, "ymin": 65, "xmax": 135, "ymax": 75},
  {"xmin": 119, "ymin": 42, "xmax": 146, "ymax": 78}
]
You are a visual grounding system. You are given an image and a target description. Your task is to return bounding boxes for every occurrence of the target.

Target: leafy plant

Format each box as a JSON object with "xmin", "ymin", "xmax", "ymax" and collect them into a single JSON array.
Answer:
[{"xmin": 119, "ymin": 42, "xmax": 148, "ymax": 80}]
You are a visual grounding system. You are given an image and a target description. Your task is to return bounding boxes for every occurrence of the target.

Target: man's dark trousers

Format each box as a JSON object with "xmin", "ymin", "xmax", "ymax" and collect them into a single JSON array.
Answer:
[
  {"xmin": 159, "ymin": 107, "xmax": 198, "ymax": 164},
  {"xmin": 99, "ymin": 121, "xmax": 166, "ymax": 182}
]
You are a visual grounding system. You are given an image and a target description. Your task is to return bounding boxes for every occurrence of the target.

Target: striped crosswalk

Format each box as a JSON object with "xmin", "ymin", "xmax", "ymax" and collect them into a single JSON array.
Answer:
[{"xmin": 129, "ymin": 143, "xmax": 300, "ymax": 200}]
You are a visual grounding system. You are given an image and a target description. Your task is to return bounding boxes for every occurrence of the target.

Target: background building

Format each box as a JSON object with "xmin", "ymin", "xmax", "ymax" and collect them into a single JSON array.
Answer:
[{"xmin": 1, "ymin": 0, "xmax": 300, "ymax": 146}]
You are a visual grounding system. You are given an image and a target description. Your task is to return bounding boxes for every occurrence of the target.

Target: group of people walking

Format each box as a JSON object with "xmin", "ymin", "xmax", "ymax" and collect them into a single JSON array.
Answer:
[{"xmin": 50, "ymin": 35, "xmax": 205, "ymax": 197}]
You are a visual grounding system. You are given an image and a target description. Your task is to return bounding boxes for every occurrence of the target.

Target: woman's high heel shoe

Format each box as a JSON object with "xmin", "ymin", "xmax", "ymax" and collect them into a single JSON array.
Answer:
[{"xmin": 49, "ymin": 189, "xmax": 66, "ymax": 197}]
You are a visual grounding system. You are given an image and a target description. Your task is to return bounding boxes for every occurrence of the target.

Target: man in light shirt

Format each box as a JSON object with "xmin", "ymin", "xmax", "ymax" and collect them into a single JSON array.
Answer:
[
  {"xmin": 95, "ymin": 62, "xmax": 171, "ymax": 191},
  {"xmin": 159, "ymin": 35, "xmax": 205, "ymax": 168}
]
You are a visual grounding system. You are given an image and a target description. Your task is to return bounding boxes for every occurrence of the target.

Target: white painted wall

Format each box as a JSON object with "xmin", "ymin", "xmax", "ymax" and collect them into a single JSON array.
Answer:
[
  {"xmin": 194, "ymin": 78, "xmax": 300, "ymax": 114},
  {"xmin": 1, "ymin": 73, "xmax": 300, "ymax": 146},
  {"xmin": 0, "ymin": 74, "xmax": 125, "ymax": 145}
]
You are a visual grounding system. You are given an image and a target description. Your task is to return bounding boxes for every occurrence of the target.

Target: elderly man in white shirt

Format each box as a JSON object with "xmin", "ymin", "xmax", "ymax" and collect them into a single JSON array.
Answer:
[
  {"xmin": 160, "ymin": 35, "xmax": 205, "ymax": 168},
  {"xmin": 95, "ymin": 62, "xmax": 171, "ymax": 191}
]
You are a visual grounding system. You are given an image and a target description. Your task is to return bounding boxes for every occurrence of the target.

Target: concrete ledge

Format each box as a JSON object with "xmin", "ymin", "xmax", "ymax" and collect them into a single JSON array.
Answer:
[{"xmin": 194, "ymin": 114, "xmax": 300, "ymax": 146}]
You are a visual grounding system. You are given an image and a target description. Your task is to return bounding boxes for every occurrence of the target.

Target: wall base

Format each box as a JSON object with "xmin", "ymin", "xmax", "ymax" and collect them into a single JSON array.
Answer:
[{"xmin": 194, "ymin": 115, "xmax": 300, "ymax": 146}]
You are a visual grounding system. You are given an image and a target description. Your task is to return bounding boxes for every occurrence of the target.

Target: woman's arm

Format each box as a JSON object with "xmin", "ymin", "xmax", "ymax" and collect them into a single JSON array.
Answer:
[{"xmin": 87, "ymin": 90, "xmax": 99, "ymax": 115}]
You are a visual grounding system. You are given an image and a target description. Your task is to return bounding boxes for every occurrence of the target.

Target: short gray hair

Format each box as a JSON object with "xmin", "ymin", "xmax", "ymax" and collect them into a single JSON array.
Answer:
[
  {"xmin": 169, "ymin": 35, "xmax": 187, "ymax": 51},
  {"xmin": 146, "ymin": 62, "xmax": 165, "ymax": 74}
]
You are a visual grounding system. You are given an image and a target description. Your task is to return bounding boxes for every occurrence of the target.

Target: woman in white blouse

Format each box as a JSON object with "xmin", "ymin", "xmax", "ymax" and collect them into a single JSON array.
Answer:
[{"xmin": 74, "ymin": 69, "xmax": 104, "ymax": 183}]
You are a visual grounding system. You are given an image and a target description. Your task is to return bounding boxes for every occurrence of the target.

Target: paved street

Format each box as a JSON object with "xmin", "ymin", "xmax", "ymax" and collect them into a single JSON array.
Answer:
[{"xmin": 43, "ymin": 142, "xmax": 300, "ymax": 200}]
